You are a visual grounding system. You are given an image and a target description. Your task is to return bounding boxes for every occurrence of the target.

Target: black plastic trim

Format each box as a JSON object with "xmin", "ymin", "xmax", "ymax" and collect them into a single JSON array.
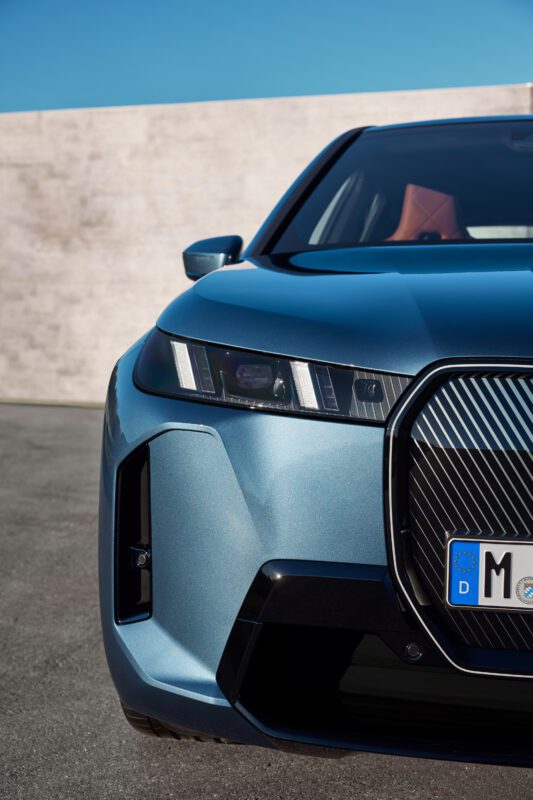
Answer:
[
  {"xmin": 217, "ymin": 559, "xmax": 533, "ymax": 765},
  {"xmin": 114, "ymin": 444, "xmax": 153, "ymax": 624},
  {"xmin": 217, "ymin": 560, "xmax": 437, "ymax": 705}
]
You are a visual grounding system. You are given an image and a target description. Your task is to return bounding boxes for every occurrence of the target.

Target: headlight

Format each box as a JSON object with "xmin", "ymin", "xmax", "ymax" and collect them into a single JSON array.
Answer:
[{"xmin": 134, "ymin": 329, "xmax": 412, "ymax": 424}]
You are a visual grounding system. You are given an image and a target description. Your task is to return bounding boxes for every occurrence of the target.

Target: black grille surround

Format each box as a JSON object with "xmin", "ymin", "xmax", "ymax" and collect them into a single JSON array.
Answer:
[{"xmin": 386, "ymin": 360, "xmax": 533, "ymax": 678}]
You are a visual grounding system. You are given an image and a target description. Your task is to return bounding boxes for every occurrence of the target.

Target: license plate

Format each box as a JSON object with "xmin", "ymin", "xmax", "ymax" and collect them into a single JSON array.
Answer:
[{"xmin": 447, "ymin": 538, "xmax": 533, "ymax": 610}]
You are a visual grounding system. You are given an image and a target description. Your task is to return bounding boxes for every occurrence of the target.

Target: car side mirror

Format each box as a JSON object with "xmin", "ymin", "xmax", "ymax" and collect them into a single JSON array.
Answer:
[{"xmin": 182, "ymin": 235, "xmax": 243, "ymax": 281}]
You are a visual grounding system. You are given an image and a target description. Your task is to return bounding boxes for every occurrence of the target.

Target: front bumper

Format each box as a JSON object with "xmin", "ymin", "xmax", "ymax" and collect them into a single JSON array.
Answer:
[
  {"xmin": 99, "ymin": 343, "xmax": 533, "ymax": 764},
  {"xmin": 219, "ymin": 560, "xmax": 533, "ymax": 765}
]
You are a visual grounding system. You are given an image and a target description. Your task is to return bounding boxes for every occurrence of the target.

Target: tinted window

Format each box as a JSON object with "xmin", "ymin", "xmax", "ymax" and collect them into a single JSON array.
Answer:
[{"xmin": 272, "ymin": 121, "xmax": 533, "ymax": 253}]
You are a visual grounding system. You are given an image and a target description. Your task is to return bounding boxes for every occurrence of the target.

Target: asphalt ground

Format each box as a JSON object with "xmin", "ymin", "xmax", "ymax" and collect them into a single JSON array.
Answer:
[{"xmin": 2, "ymin": 403, "xmax": 533, "ymax": 799}]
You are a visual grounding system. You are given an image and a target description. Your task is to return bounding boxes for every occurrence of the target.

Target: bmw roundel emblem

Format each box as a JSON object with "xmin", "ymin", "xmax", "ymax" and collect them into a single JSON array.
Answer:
[{"xmin": 516, "ymin": 577, "xmax": 533, "ymax": 605}]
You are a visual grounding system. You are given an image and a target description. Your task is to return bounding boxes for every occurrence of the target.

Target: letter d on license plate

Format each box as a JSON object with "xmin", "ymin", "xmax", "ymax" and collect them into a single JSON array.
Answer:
[{"xmin": 447, "ymin": 538, "xmax": 533, "ymax": 610}]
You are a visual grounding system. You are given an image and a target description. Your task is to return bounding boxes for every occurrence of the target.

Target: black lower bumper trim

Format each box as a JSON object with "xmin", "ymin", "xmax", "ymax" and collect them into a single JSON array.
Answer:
[
  {"xmin": 217, "ymin": 560, "xmax": 533, "ymax": 765},
  {"xmin": 218, "ymin": 560, "xmax": 442, "ymax": 703}
]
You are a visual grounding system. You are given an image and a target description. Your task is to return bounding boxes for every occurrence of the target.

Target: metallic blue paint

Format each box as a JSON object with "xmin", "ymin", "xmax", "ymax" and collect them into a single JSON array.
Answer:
[
  {"xmin": 158, "ymin": 245, "xmax": 533, "ymax": 376},
  {"xmin": 100, "ymin": 117, "xmax": 533, "ymax": 752},
  {"xmin": 100, "ymin": 343, "xmax": 386, "ymax": 741}
]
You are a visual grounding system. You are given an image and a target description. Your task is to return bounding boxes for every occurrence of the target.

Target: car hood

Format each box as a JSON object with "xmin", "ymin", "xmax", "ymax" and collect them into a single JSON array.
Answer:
[{"xmin": 157, "ymin": 244, "xmax": 533, "ymax": 376}]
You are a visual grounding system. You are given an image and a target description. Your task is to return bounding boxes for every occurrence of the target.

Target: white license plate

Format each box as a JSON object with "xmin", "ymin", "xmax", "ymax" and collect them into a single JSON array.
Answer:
[{"xmin": 447, "ymin": 538, "xmax": 533, "ymax": 610}]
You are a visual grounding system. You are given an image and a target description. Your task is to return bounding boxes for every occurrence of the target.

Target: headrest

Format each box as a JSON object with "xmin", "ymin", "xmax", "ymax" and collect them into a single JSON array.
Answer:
[{"xmin": 387, "ymin": 183, "xmax": 462, "ymax": 241}]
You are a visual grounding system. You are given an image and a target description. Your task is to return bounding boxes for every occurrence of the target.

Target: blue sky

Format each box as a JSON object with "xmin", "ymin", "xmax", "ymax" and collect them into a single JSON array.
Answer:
[{"xmin": 1, "ymin": 0, "xmax": 533, "ymax": 112}]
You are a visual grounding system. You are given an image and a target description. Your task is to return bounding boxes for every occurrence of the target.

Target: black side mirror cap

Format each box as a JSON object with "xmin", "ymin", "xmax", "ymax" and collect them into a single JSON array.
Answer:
[{"xmin": 182, "ymin": 235, "xmax": 243, "ymax": 281}]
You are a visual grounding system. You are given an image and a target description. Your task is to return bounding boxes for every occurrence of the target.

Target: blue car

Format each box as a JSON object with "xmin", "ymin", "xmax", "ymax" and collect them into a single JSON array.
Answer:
[{"xmin": 100, "ymin": 117, "xmax": 533, "ymax": 765}]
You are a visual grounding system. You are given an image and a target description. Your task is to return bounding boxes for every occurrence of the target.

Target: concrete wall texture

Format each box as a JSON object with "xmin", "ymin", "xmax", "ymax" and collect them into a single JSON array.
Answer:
[{"xmin": 1, "ymin": 83, "xmax": 532, "ymax": 403}]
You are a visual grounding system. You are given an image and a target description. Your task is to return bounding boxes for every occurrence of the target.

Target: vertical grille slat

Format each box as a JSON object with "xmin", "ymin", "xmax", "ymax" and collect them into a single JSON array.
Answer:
[{"xmin": 408, "ymin": 372, "xmax": 533, "ymax": 652}]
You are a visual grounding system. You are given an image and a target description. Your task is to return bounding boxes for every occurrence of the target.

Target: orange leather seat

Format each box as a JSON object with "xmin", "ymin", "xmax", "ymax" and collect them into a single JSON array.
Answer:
[{"xmin": 387, "ymin": 183, "xmax": 463, "ymax": 241}]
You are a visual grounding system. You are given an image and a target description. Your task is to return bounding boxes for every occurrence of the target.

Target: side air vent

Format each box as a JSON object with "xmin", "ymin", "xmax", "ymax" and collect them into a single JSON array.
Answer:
[{"xmin": 115, "ymin": 444, "xmax": 152, "ymax": 624}]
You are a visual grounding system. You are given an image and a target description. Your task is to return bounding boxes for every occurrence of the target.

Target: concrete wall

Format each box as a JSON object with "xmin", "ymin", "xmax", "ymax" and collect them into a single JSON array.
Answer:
[{"xmin": 1, "ymin": 83, "xmax": 531, "ymax": 403}]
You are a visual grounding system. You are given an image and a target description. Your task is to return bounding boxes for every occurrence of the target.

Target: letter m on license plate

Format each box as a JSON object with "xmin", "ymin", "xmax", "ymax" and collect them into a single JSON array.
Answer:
[{"xmin": 447, "ymin": 538, "xmax": 533, "ymax": 610}]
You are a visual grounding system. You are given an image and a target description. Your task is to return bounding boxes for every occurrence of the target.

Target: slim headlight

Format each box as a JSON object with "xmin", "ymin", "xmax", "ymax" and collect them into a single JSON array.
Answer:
[{"xmin": 134, "ymin": 329, "xmax": 412, "ymax": 424}]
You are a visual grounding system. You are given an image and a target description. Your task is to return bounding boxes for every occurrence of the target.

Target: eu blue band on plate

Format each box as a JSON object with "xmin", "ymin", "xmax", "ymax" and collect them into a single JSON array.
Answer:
[{"xmin": 449, "ymin": 540, "xmax": 480, "ymax": 606}]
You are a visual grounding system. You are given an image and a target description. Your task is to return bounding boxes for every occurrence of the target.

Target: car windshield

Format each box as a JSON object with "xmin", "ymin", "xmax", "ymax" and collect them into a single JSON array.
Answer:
[{"xmin": 271, "ymin": 120, "xmax": 533, "ymax": 253}]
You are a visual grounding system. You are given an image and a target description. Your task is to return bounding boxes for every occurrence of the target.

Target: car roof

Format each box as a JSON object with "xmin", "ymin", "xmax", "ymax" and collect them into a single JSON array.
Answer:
[{"xmin": 368, "ymin": 115, "xmax": 533, "ymax": 132}]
